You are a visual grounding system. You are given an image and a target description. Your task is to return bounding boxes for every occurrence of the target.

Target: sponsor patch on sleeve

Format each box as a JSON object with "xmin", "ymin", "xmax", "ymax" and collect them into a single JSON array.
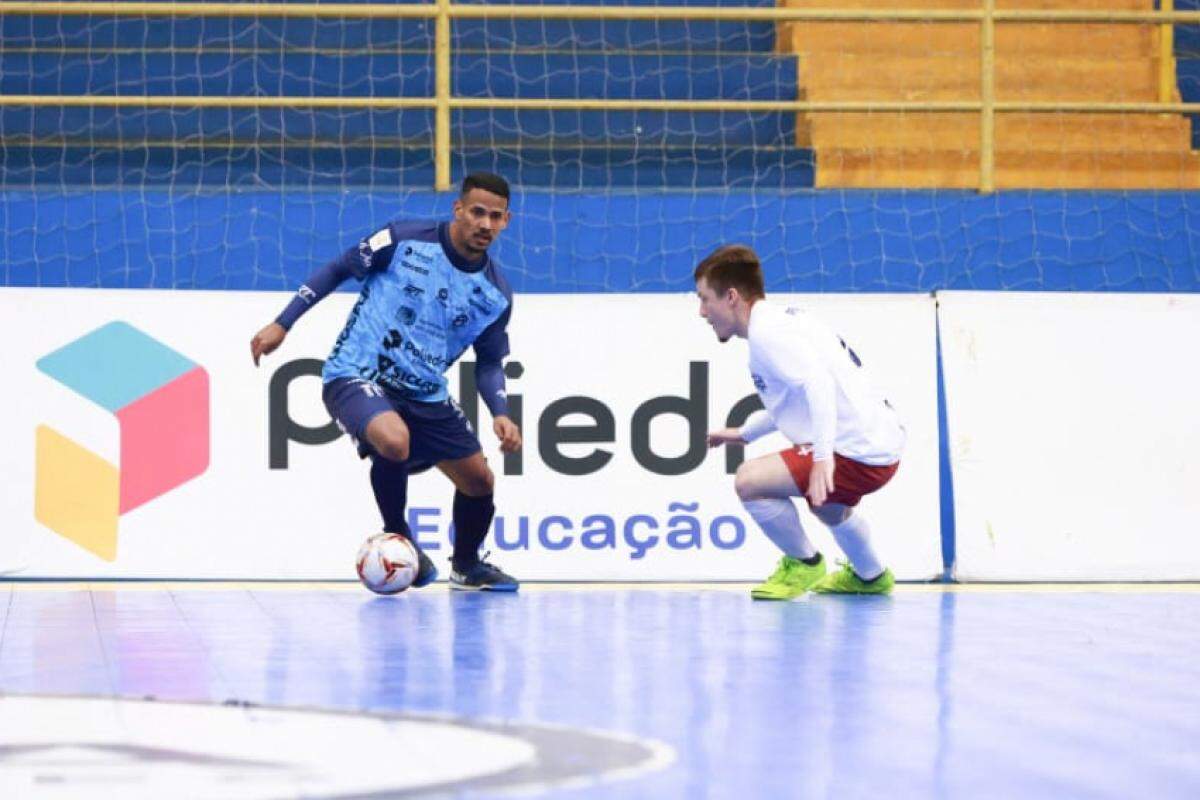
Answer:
[{"xmin": 367, "ymin": 227, "xmax": 393, "ymax": 252}]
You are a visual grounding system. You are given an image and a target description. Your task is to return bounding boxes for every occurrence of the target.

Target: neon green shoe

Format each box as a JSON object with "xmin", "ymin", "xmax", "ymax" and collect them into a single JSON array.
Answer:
[
  {"xmin": 811, "ymin": 561, "xmax": 895, "ymax": 595},
  {"xmin": 750, "ymin": 555, "xmax": 826, "ymax": 601}
]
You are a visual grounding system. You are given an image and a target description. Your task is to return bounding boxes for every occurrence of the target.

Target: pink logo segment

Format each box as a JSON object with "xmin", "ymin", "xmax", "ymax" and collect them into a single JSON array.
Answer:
[{"xmin": 116, "ymin": 365, "xmax": 210, "ymax": 513}]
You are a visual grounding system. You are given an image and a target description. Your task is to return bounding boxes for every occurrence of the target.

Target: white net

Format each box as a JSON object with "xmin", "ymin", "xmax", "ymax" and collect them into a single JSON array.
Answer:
[{"xmin": 1, "ymin": 1, "xmax": 1198, "ymax": 293}]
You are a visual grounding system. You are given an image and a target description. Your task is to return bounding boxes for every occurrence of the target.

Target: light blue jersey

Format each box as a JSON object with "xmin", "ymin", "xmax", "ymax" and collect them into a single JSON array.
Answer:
[{"xmin": 320, "ymin": 220, "xmax": 512, "ymax": 403}]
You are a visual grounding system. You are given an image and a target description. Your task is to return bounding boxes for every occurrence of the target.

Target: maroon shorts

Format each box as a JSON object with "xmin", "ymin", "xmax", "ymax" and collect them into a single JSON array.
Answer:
[{"xmin": 780, "ymin": 448, "xmax": 899, "ymax": 508}]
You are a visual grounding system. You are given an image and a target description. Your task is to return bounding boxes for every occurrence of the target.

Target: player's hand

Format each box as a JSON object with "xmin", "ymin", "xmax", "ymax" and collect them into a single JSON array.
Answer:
[
  {"xmin": 807, "ymin": 457, "xmax": 836, "ymax": 507},
  {"xmin": 250, "ymin": 322, "xmax": 287, "ymax": 367},
  {"xmin": 493, "ymin": 415, "xmax": 523, "ymax": 454},
  {"xmin": 705, "ymin": 428, "xmax": 746, "ymax": 448}
]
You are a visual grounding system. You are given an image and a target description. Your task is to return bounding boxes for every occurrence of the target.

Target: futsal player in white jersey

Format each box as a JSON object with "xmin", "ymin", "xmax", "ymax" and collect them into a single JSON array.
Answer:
[{"xmin": 694, "ymin": 245, "xmax": 905, "ymax": 597}]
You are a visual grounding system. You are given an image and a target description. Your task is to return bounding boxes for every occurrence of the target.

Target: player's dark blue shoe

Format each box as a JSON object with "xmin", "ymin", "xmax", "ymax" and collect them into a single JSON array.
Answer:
[
  {"xmin": 448, "ymin": 555, "xmax": 519, "ymax": 592},
  {"xmin": 411, "ymin": 541, "xmax": 439, "ymax": 588}
]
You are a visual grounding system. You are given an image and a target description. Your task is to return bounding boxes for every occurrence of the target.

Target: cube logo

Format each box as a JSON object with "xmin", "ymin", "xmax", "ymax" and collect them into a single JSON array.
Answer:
[{"xmin": 34, "ymin": 322, "xmax": 210, "ymax": 561}]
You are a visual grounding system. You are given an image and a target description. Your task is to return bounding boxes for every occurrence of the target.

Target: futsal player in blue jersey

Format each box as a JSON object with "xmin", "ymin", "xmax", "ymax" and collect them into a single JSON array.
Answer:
[{"xmin": 250, "ymin": 173, "xmax": 522, "ymax": 591}]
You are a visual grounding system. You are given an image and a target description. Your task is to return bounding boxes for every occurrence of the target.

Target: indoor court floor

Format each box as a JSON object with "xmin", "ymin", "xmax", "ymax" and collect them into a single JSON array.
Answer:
[{"xmin": 1, "ymin": 582, "xmax": 1197, "ymax": 798}]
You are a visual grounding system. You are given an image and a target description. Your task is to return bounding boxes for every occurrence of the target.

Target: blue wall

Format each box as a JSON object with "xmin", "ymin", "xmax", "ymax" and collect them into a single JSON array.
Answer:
[{"xmin": 3, "ymin": 189, "xmax": 1199, "ymax": 292}]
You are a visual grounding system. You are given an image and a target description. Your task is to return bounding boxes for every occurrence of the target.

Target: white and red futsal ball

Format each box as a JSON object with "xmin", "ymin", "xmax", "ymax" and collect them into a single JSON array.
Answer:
[{"xmin": 356, "ymin": 533, "xmax": 419, "ymax": 595}]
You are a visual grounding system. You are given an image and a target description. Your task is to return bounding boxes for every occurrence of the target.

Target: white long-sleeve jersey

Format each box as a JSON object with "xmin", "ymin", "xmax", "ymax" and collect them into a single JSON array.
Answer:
[{"xmin": 737, "ymin": 300, "xmax": 905, "ymax": 465}]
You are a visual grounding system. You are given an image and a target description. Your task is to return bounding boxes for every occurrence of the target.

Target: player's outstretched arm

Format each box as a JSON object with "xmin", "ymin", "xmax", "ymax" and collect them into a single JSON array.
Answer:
[
  {"xmin": 472, "ymin": 305, "xmax": 518, "ymax": 454},
  {"xmin": 252, "ymin": 229, "xmax": 385, "ymax": 367},
  {"xmin": 706, "ymin": 428, "xmax": 747, "ymax": 448},
  {"xmin": 250, "ymin": 322, "xmax": 287, "ymax": 367}
]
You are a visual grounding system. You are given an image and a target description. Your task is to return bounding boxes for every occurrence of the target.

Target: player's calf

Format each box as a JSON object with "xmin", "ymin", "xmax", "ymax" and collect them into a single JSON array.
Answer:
[{"xmin": 811, "ymin": 503, "xmax": 853, "ymax": 526}]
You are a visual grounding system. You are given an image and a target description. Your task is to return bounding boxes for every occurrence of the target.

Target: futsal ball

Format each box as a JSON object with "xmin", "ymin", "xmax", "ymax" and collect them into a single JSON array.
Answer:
[{"xmin": 356, "ymin": 532, "xmax": 419, "ymax": 595}]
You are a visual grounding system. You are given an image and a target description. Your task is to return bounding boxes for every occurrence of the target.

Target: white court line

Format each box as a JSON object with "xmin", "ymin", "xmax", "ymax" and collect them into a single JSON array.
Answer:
[
  {"xmin": 1, "ymin": 581, "xmax": 1198, "ymax": 593},
  {"xmin": 0, "ymin": 695, "xmax": 675, "ymax": 800}
]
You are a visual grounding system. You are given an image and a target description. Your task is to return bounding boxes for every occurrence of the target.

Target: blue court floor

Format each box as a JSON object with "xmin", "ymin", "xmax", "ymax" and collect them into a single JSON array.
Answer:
[{"xmin": 1, "ymin": 583, "xmax": 1198, "ymax": 799}]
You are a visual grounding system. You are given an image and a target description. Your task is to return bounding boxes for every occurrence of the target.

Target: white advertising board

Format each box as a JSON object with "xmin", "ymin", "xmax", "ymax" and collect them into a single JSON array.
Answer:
[
  {"xmin": 0, "ymin": 289, "xmax": 940, "ymax": 581},
  {"xmin": 940, "ymin": 291, "xmax": 1200, "ymax": 581}
]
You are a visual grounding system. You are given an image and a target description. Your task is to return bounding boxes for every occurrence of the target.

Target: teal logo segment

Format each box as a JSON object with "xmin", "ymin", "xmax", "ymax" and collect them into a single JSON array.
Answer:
[{"xmin": 35, "ymin": 321, "xmax": 198, "ymax": 412}]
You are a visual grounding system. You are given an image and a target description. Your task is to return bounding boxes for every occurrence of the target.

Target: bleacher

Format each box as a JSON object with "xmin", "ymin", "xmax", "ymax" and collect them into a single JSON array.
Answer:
[
  {"xmin": 0, "ymin": 0, "xmax": 813, "ymax": 188},
  {"xmin": 780, "ymin": 0, "xmax": 1200, "ymax": 188}
]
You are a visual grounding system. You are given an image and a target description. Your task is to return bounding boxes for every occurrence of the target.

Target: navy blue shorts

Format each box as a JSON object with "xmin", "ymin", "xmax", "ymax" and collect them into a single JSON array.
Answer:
[{"xmin": 322, "ymin": 377, "xmax": 481, "ymax": 472}]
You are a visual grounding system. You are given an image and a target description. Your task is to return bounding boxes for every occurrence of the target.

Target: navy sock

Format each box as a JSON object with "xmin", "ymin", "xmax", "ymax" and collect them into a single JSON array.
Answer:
[
  {"xmin": 451, "ymin": 491, "xmax": 494, "ymax": 569},
  {"xmin": 369, "ymin": 458, "xmax": 410, "ymax": 536}
]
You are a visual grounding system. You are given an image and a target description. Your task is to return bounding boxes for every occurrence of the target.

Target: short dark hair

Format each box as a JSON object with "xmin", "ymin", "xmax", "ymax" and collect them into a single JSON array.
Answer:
[
  {"xmin": 694, "ymin": 244, "xmax": 765, "ymax": 301},
  {"xmin": 461, "ymin": 172, "xmax": 510, "ymax": 203}
]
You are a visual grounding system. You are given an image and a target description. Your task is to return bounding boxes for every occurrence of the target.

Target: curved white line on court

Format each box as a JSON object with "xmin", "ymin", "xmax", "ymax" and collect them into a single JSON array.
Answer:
[{"xmin": 0, "ymin": 695, "xmax": 674, "ymax": 799}]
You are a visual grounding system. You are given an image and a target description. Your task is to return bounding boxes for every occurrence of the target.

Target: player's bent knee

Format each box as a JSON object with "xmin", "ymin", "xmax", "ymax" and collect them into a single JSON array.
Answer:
[
  {"xmin": 812, "ymin": 503, "xmax": 852, "ymax": 527},
  {"xmin": 366, "ymin": 415, "xmax": 410, "ymax": 463},
  {"xmin": 733, "ymin": 463, "xmax": 762, "ymax": 502},
  {"xmin": 376, "ymin": 441, "xmax": 410, "ymax": 463},
  {"xmin": 373, "ymin": 432, "xmax": 410, "ymax": 463},
  {"xmin": 460, "ymin": 467, "xmax": 494, "ymax": 497}
]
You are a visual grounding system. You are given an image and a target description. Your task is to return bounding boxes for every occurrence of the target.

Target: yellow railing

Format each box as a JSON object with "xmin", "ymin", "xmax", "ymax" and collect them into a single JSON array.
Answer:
[
  {"xmin": 1161, "ymin": 0, "xmax": 1177, "ymax": 105},
  {"xmin": 981, "ymin": 0, "xmax": 996, "ymax": 193},
  {"xmin": 0, "ymin": 1, "xmax": 1197, "ymax": 192}
]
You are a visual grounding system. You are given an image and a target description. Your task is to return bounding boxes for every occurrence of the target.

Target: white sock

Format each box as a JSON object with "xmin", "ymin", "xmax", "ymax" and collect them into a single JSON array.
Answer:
[
  {"xmin": 829, "ymin": 515, "xmax": 885, "ymax": 580},
  {"xmin": 742, "ymin": 498, "xmax": 817, "ymax": 560}
]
